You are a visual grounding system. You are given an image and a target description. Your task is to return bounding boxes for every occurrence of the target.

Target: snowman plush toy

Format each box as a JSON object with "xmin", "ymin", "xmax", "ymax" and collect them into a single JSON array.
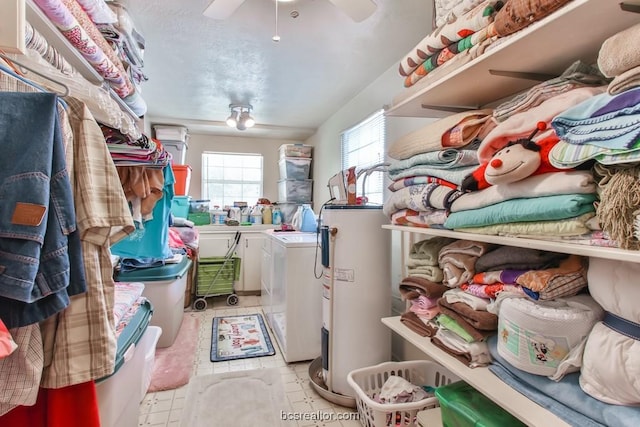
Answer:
[{"xmin": 461, "ymin": 122, "xmax": 564, "ymax": 192}]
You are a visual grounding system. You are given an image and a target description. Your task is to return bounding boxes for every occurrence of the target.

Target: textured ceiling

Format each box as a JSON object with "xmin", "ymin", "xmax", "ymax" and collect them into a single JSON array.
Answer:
[{"xmin": 123, "ymin": 0, "xmax": 433, "ymax": 139}]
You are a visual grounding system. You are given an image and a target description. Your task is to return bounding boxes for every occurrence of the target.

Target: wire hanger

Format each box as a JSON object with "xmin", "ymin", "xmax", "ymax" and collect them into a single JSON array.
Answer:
[{"xmin": 0, "ymin": 53, "xmax": 70, "ymax": 97}]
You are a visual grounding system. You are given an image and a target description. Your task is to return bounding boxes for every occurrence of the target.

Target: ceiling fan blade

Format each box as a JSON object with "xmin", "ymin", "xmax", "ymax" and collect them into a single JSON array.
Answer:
[
  {"xmin": 327, "ymin": 0, "xmax": 377, "ymax": 22},
  {"xmin": 203, "ymin": 0, "xmax": 246, "ymax": 20}
]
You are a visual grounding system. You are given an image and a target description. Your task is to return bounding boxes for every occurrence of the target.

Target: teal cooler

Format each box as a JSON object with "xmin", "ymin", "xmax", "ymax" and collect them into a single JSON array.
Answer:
[
  {"xmin": 116, "ymin": 257, "xmax": 192, "ymax": 348},
  {"xmin": 435, "ymin": 381, "xmax": 526, "ymax": 427}
]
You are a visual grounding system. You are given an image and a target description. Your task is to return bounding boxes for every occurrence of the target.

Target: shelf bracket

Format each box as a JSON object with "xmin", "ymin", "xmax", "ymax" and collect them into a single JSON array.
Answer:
[
  {"xmin": 488, "ymin": 69, "xmax": 557, "ymax": 82},
  {"xmin": 620, "ymin": 2, "xmax": 640, "ymax": 13}
]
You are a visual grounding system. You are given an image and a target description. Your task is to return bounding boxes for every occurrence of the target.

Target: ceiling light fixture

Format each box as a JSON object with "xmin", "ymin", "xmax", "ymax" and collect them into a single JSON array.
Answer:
[
  {"xmin": 227, "ymin": 104, "xmax": 255, "ymax": 131},
  {"xmin": 272, "ymin": 0, "xmax": 280, "ymax": 42}
]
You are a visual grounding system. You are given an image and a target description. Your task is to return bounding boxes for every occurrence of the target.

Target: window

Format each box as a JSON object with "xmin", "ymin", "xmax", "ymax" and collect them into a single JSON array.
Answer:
[
  {"xmin": 340, "ymin": 109, "xmax": 386, "ymax": 204},
  {"xmin": 201, "ymin": 152, "xmax": 263, "ymax": 208}
]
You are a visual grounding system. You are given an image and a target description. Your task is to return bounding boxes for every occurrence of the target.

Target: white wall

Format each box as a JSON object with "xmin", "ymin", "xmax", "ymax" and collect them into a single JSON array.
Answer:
[
  {"xmin": 306, "ymin": 64, "xmax": 436, "ymax": 207},
  {"xmin": 183, "ymin": 134, "xmax": 303, "ymax": 204}
]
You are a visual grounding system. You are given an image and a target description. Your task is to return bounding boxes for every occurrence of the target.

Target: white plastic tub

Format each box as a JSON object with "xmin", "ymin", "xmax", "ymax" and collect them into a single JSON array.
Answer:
[
  {"xmin": 96, "ymin": 325, "xmax": 162, "ymax": 427},
  {"xmin": 279, "ymin": 157, "xmax": 311, "ymax": 180}
]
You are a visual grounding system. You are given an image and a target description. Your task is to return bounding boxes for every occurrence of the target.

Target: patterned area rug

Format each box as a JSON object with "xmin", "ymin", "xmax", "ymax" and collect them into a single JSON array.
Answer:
[{"xmin": 211, "ymin": 313, "xmax": 275, "ymax": 362}]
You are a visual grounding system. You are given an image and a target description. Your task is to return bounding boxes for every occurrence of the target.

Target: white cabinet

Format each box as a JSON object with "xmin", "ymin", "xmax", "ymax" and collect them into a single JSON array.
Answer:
[
  {"xmin": 238, "ymin": 233, "xmax": 264, "ymax": 293},
  {"xmin": 261, "ymin": 236, "xmax": 273, "ymax": 314},
  {"xmin": 197, "ymin": 228, "xmax": 267, "ymax": 293},
  {"xmin": 383, "ymin": 2, "xmax": 640, "ymax": 426}
]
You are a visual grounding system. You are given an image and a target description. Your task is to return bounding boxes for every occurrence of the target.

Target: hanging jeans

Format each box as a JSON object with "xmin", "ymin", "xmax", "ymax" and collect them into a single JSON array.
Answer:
[{"xmin": 0, "ymin": 92, "xmax": 86, "ymax": 328}]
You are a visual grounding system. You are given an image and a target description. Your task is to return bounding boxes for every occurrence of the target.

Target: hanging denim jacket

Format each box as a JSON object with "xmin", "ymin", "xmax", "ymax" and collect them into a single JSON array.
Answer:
[{"xmin": 0, "ymin": 92, "xmax": 86, "ymax": 327}]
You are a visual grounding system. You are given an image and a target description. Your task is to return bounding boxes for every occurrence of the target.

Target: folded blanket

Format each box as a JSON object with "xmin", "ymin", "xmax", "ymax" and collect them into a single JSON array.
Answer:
[
  {"xmin": 453, "ymin": 213, "xmax": 595, "ymax": 237},
  {"xmin": 549, "ymin": 137, "xmax": 640, "ymax": 169},
  {"xmin": 438, "ymin": 240, "xmax": 495, "ymax": 287},
  {"xmin": 388, "ymin": 165, "xmax": 478, "ymax": 186},
  {"xmin": 444, "ymin": 193, "xmax": 597, "ymax": 230},
  {"xmin": 435, "ymin": 0, "xmax": 487, "ymax": 30},
  {"xmin": 410, "ymin": 236, "xmax": 457, "ymax": 264},
  {"xmin": 399, "ymin": 276, "xmax": 450, "ymax": 300},
  {"xmin": 493, "ymin": 61, "xmax": 610, "ymax": 123},
  {"xmin": 493, "ymin": 0, "xmax": 571, "ymax": 37},
  {"xmin": 383, "ymin": 183, "xmax": 464, "ymax": 217},
  {"xmin": 407, "ymin": 265, "xmax": 445, "ymax": 283},
  {"xmin": 598, "ymin": 22, "xmax": 640, "ymax": 78},
  {"xmin": 404, "ymin": 26, "xmax": 494, "ymax": 88},
  {"xmin": 450, "ymin": 171, "xmax": 596, "ymax": 213},
  {"xmin": 443, "ymin": 287, "xmax": 490, "ymax": 311},
  {"xmin": 477, "ymin": 86, "xmax": 606, "ymax": 163},
  {"xmin": 608, "ymin": 65, "xmax": 640, "ymax": 95},
  {"xmin": 400, "ymin": 311, "xmax": 438, "ymax": 337},
  {"xmin": 438, "ymin": 298, "xmax": 498, "ymax": 331},
  {"xmin": 390, "ymin": 208, "xmax": 448, "ymax": 227},
  {"xmin": 432, "ymin": 328, "xmax": 493, "ymax": 367},
  {"xmin": 461, "ymin": 282, "xmax": 525, "ymax": 299},
  {"xmin": 388, "ymin": 149, "xmax": 479, "ymax": 174},
  {"xmin": 387, "ymin": 109, "xmax": 493, "ymax": 160},
  {"xmin": 475, "ymin": 246, "xmax": 566, "ymax": 273},
  {"xmin": 398, "ymin": 0, "xmax": 502, "ymax": 76},
  {"xmin": 551, "ymin": 88, "xmax": 640, "ymax": 150},
  {"xmin": 388, "ymin": 176, "xmax": 458, "ymax": 192}
]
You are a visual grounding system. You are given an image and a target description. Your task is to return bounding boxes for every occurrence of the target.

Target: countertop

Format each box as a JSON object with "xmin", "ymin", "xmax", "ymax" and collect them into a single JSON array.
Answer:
[{"xmin": 196, "ymin": 224, "xmax": 280, "ymax": 233}]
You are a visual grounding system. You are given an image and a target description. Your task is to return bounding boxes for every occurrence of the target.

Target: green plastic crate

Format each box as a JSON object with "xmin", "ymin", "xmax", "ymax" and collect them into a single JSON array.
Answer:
[
  {"xmin": 188, "ymin": 212, "xmax": 211, "ymax": 225},
  {"xmin": 435, "ymin": 381, "xmax": 526, "ymax": 427},
  {"xmin": 196, "ymin": 256, "xmax": 241, "ymax": 296}
]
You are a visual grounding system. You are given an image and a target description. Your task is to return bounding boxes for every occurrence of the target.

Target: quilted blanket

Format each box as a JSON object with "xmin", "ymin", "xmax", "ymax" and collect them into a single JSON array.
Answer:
[{"xmin": 444, "ymin": 193, "xmax": 597, "ymax": 229}]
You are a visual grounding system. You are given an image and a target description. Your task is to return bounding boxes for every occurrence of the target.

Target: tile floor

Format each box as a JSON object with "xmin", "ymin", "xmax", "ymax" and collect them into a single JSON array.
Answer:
[{"xmin": 138, "ymin": 295, "xmax": 362, "ymax": 427}]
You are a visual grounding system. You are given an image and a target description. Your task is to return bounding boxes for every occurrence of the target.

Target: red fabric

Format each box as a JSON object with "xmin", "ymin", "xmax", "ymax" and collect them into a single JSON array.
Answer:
[
  {"xmin": 168, "ymin": 227, "xmax": 186, "ymax": 250},
  {"xmin": 0, "ymin": 381, "xmax": 101, "ymax": 427}
]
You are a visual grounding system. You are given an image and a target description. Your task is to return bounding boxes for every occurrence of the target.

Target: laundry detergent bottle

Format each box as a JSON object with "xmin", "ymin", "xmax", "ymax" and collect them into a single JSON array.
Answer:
[{"xmin": 300, "ymin": 204, "xmax": 317, "ymax": 233}]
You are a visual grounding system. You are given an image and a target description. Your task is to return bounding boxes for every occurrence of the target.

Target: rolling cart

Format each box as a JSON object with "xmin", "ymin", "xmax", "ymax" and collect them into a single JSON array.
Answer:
[{"xmin": 193, "ymin": 231, "xmax": 241, "ymax": 310}]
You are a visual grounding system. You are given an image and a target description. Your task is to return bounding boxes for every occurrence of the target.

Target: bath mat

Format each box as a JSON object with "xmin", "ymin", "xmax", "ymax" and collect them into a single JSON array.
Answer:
[
  {"xmin": 179, "ymin": 368, "xmax": 289, "ymax": 427},
  {"xmin": 211, "ymin": 313, "xmax": 275, "ymax": 362},
  {"xmin": 147, "ymin": 313, "xmax": 200, "ymax": 392}
]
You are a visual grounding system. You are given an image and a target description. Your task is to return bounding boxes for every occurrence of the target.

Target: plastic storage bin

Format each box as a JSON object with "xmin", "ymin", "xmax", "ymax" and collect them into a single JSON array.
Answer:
[
  {"xmin": 153, "ymin": 124, "xmax": 189, "ymax": 142},
  {"xmin": 164, "ymin": 141, "xmax": 188, "ymax": 164},
  {"xmin": 96, "ymin": 325, "xmax": 161, "ymax": 427},
  {"xmin": 279, "ymin": 143, "xmax": 312, "ymax": 159},
  {"xmin": 171, "ymin": 196, "xmax": 191, "ymax": 219},
  {"xmin": 347, "ymin": 360, "xmax": 460, "ymax": 427},
  {"xmin": 171, "ymin": 164, "xmax": 192, "ymax": 195},
  {"xmin": 279, "ymin": 157, "xmax": 311, "ymax": 180},
  {"xmin": 116, "ymin": 257, "xmax": 192, "ymax": 348},
  {"xmin": 435, "ymin": 381, "xmax": 526, "ymax": 427},
  {"xmin": 189, "ymin": 199, "xmax": 210, "ymax": 213},
  {"xmin": 278, "ymin": 179, "xmax": 312, "ymax": 202}
]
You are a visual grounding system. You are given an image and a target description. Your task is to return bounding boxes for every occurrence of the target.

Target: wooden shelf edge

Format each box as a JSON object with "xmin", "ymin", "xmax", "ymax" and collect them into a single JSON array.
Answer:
[
  {"xmin": 382, "ymin": 224, "xmax": 640, "ymax": 264},
  {"xmin": 382, "ymin": 316, "xmax": 571, "ymax": 427}
]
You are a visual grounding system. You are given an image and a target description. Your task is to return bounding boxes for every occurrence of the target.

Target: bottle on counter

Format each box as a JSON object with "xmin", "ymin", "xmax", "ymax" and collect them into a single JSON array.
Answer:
[
  {"xmin": 262, "ymin": 205, "xmax": 272, "ymax": 224},
  {"xmin": 272, "ymin": 206, "xmax": 282, "ymax": 225},
  {"xmin": 250, "ymin": 205, "xmax": 263, "ymax": 225}
]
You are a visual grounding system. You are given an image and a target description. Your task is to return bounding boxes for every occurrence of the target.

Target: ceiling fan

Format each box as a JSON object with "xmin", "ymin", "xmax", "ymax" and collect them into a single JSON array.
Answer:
[{"xmin": 203, "ymin": 0, "xmax": 377, "ymax": 23}]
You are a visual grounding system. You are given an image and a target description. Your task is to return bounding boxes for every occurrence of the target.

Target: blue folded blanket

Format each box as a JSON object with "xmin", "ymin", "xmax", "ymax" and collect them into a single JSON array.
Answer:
[
  {"xmin": 444, "ymin": 193, "xmax": 597, "ymax": 229},
  {"xmin": 487, "ymin": 335, "xmax": 640, "ymax": 427}
]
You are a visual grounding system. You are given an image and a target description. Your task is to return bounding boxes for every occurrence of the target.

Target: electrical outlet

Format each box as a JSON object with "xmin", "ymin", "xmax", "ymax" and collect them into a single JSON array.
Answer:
[{"xmin": 0, "ymin": 0, "xmax": 26, "ymax": 55}]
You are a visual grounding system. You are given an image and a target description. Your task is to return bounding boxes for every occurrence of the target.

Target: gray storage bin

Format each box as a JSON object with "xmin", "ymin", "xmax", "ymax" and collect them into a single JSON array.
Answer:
[
  {"xmin": 279, "ymin": 157, "xmax": 311, "ymax": 180},
  {"xmin": 278, "ymin": 179, "xmax": 312, "ymax": 202}
]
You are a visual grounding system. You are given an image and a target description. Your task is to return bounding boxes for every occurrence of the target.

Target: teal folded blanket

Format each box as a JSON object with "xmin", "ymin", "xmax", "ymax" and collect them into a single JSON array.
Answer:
[{"xmin": 444, "ymin": 193, "xmax": 597, "ymax": 229}]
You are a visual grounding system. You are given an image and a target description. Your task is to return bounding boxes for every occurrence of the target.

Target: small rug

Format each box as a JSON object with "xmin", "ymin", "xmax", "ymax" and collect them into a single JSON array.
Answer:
[
  {"xmin": 211, "ymin": 313, "xmax": 275, "ymax": 362},
  {"xmin": 179, "ymin": 368, "xmax": 289, "ymax": 427},
  {"xmin": 147, "ymin": 313, "xmax": 200, "ymax": 392}
]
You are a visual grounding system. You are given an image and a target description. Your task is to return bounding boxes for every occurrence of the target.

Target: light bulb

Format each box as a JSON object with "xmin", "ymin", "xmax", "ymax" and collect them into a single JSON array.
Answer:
[
  {"xmin": 272, "ymin": 35, "xmax": 280, "ymax": 42},
  {"xmin": 226, "ymin": 111, "xmax": 238, "ymax": 127},
  {"xmin": 244, "ymin": 116, "xmax": 255, "ymax": 128}
]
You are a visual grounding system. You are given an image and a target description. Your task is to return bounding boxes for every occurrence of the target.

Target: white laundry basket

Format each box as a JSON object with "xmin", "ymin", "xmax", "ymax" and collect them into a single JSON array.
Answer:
[{"xmin": 347, "ymin": 360, "xmax": 460, "ymax": 427}]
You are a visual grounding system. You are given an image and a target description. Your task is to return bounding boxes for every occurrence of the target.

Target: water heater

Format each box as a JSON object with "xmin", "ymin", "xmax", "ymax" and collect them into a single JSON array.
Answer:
[{"xmin": 320, "ymin": 205, "xmax": 391, "ymax": 398}]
